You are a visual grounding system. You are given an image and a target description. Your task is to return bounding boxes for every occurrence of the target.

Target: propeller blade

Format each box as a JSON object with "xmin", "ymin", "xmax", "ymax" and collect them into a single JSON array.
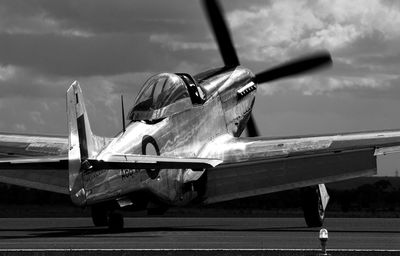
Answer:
[
  {"xmin": 246, "ymin": 114, "xmax": 259, "ymax": 137},
  {"xmin": 202, "ymin": 0, "xmax": 240, "ymax": 67},
  {"xmin": 254, "ymin": 51, "xmax": 332, "ymax": 84}
]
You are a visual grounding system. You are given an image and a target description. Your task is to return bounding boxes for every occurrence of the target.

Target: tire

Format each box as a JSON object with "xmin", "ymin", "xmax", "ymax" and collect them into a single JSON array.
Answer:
[
  {"xmin": 301, "ymin": 186, "xmax": 325, "ymax": 227},
  {"xmin": 108, "ymin": 212, "xmax": 124, "ymax": 231},
  {"xmin": 91, "ymin": 206, "xmax": 108, "ymax": 227}
]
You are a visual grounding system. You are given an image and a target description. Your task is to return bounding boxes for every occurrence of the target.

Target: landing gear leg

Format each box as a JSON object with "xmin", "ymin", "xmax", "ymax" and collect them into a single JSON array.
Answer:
[
  {"xmin": 301, "ymin": 184, "xmax": 329, "ymax": 227},
  {"xmin": 91, "ymin": 205, "xmax": 109, "ymax": 227},
  {"xmin": 108, "ymin": 212, "xmax": 124, "ymax": 231}
]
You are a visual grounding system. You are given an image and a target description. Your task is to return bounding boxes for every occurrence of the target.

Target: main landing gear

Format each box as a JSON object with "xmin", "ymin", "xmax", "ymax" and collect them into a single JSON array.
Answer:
[
  {"xmin": 301, "ymin": 184, "xmax": 330, "ymax": 227},
  {"xmin": 91, "ymin": 205, "xmax": 124, "ymax": 231}
]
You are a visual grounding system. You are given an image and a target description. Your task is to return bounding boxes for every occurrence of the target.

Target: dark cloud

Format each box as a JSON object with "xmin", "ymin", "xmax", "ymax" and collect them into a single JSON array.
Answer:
[
  {"xmin": 1, "ymin": 0, "xmax": 212, "ymax": 38},
  {"xmin": 0, "ymin": 0, "xmax": 271, "ymax": 36},
  {"xmin": 0, "ymin": 0, "xmax": 223, "ymax": 77},
  {"xmin": 0, "ymin": 33, "xmax": 219, "ymax": 76},
  {"xmin": 0, "ymin": 66, "xmax": 66, "ymax": 98},
  {"xmin": 0, "ymin": 0, "xmax": 207, "ymax": 35}
]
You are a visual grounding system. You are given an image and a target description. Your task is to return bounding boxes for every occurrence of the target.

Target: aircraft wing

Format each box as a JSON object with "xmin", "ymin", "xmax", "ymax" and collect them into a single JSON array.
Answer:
[
  {"xmin": 204, "ymin": 130, "xmax": 400, "ymax": 204},
  {"xmin": 0, "ymin": 133, "xmax": 68, "ymax": 158},
  {"xmin": 0, "ymin": 133, "xmax": 69, "ymax": 194}
]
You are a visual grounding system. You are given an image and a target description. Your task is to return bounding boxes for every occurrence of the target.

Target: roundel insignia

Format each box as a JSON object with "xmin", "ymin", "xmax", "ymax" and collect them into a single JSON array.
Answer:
[{"xmin": 141, "ymin": 135, "xmax": 161, "ymax": 179}]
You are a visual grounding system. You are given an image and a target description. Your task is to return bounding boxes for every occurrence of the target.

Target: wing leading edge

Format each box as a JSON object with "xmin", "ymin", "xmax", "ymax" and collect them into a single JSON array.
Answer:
[
  {"xmin": 203, "ymin": 130, "xmax": 400, "ymax": 204},
  {"xmin": 0, "ymin": 133, "xmax": 68, "ymax": 158}
]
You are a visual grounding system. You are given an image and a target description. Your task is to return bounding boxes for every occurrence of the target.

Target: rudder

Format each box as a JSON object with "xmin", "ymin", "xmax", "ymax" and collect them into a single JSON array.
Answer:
[{"xmin": 66, "ymin": 81, "xmax": 107, "ymax": 206}]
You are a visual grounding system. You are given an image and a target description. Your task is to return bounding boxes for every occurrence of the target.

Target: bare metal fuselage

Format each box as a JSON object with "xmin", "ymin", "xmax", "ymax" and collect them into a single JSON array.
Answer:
[{"xmin": 82, "ymin": 66, "xmax": 256, "ymax": 207}]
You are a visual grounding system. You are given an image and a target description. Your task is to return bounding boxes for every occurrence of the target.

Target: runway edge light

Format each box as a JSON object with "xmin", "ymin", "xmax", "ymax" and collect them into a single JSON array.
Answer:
[{"xmin": 318, "ymin": 228, "xmax": 329, "ymax": 256}]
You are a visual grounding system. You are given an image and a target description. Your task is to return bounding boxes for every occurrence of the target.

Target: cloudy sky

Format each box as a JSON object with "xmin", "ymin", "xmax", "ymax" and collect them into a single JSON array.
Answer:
[{"xmin": 0, "ymin": 0, "xmax": 400, "ymax": 175}]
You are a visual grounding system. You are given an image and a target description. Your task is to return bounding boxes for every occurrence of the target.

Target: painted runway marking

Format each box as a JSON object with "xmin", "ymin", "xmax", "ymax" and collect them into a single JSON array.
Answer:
[{"xmin": 1, "ymin": 249, "xmax": 400, "ymax": 252}]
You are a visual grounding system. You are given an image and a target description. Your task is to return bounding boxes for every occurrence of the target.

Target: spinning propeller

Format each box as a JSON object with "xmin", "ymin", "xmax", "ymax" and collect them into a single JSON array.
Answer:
[{"xmin": 202, "ymin": 0, "xmax": 332, "ymax": 137}]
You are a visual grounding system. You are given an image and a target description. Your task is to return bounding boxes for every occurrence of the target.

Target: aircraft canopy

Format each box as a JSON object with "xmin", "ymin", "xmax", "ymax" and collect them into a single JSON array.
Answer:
[{"xmin": 129, "ymin": 73, "xmax": 192, "ymax": 121}]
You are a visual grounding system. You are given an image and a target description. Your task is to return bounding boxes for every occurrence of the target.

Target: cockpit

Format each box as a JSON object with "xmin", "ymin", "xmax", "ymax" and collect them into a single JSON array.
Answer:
[{"xmin": 128, "ymin": 73, "xmax": 205, "ymax": 121}]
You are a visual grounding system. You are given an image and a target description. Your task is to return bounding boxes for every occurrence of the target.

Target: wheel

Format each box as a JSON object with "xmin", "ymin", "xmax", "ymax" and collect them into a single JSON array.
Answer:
[
  {"xmin": 91, "ymin": 205, "xmax": 108, "ymax": 227},
  {"xmin": 108, "ymin": 212, "xmax": 124, "ymax": 231},
  {"xmin": 301, "ymin": 186, "xmax": 325, "ymax": 227}
]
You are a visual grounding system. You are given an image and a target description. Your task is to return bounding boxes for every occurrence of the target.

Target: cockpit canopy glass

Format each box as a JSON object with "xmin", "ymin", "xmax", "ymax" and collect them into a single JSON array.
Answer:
[{"xmin": 129, "ymin": 73, "xmax": 191, "ymax": 121}]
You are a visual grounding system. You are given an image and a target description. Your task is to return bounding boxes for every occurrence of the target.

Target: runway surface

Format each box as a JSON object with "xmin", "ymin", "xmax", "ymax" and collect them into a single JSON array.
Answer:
[{"xmin": 0, "ymin": 217, "xmax": 399, "ymax": 250}]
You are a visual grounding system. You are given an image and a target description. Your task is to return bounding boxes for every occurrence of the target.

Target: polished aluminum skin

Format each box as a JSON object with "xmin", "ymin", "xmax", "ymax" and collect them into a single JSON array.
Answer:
[{"xmin": 76, "ymin": 66, "xmax": 257, "ymax": 207}]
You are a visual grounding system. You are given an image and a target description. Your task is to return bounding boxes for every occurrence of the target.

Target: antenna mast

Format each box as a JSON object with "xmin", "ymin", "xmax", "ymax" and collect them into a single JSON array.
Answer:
[{"xmin": 121, "ymin": 95, "xmax": 126, "ymax": 133}]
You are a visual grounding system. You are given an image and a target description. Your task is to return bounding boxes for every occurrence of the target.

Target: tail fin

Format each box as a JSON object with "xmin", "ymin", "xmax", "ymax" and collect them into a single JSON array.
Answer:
[{"xmin": 66, "ymin": 81, "xmax": 108, "ymax": 206}]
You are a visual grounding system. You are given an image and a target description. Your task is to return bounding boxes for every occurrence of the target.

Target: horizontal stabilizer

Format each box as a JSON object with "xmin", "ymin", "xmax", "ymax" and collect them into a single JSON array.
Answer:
[
  {"xmin": 94, "ymin": 153, "xmax": 222, "ymax": 170},
  {"xmin": 0, "ymin": 154, "xmax": 221, "ymax": 170},
  {"xmin": 0, "ymin": 156, "xmax": 67, "ymax": 169}
]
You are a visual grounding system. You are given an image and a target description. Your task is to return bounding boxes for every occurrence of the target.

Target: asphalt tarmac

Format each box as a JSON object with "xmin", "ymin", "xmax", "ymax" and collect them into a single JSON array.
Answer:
[{"xmin": 0, "ymin": 217, "xmax": 399, "ymax": 251}]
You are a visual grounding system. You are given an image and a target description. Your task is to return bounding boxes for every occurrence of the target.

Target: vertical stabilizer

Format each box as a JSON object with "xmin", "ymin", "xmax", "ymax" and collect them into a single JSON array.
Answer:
[{"xmin": 66, "ymin": 81, "xmax": 107, "ymax": 206}]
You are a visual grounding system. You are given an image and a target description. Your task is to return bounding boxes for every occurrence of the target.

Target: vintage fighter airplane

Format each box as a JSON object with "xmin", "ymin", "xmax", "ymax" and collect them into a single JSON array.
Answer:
[{"xmin": 1, "ymin": 0, "xmax": 400, "ymax": 231}]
